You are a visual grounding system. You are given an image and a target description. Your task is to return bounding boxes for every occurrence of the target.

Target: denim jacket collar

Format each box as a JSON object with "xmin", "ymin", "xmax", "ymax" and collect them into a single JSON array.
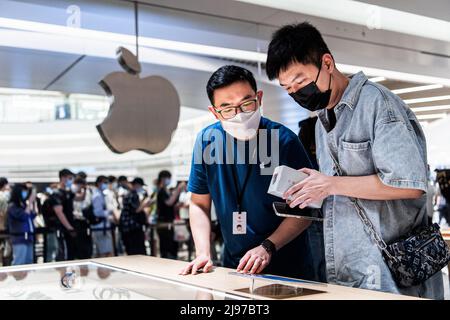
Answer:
[{"xmin": 335, "ymin": 71, "xmax": 368, "ymax": 111}]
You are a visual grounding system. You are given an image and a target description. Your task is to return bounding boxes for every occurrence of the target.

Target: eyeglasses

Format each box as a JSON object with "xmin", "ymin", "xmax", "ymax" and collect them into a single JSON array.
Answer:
[{"xmin": 214, "ymin": 98, "xmax": 258, "ymax": 120}]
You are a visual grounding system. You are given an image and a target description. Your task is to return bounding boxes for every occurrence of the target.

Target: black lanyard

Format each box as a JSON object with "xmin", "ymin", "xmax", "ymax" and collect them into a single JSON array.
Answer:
[{"xmin": 231, "ymin": 164, "xmax": 253, "ymax": 213}]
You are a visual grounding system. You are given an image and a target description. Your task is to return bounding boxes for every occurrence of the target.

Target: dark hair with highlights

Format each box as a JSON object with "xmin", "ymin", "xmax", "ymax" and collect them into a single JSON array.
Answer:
[{"xmin": 266, "ymin": 22, "xmax": 332, "ymax": 80}]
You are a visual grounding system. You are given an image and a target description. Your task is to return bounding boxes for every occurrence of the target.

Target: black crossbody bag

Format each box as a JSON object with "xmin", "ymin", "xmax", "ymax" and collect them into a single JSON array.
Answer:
[{"xmin": 330, "ymin": 154, "xmax": 450, "ymax": 288}]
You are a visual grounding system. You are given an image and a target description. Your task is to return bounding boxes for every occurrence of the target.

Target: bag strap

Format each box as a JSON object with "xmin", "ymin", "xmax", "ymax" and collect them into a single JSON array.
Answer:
[{"xmin": 328, "ymin": 150, "xmax": 398, "ymax": 262}]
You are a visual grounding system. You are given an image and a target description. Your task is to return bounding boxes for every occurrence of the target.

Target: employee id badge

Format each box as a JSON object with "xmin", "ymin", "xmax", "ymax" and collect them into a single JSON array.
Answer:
[{"xmin": 232, "ymin": 211, "xmax": 247, "ymax": 235}]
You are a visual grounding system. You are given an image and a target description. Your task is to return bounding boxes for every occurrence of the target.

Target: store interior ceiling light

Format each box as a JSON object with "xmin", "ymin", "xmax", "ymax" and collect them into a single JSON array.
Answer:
[
  {"xmin": 410, "ymin": 105, "xmax": 450, "ymax": 113},
  {"xmin": 368, "ymin": 77, "xmax": 386, "ymax": 83},
  {"xmin": 338, "ymin": 65, "xmax": 450, "ymax": 87},
  {"xmin": 404, "ymin": 95, "xmax": 450, "ymax": 105},
  {"xmin": 0, "ymin": 17, "xmax": 450, "ymax": 86},
  {"xmin": 0, "ymin": 133, "xmax": 99, "ymax": 142},
  {"xmin": 392, "ymin": 84, "xmax": 444, "ymax": 95},
  {"xmin": 0, "ymin": 17, "xmax": 267, "ymax": 63},
  {"xmin": 233, "ymin": 0, "xmax": 450, "ymax": 43},
  {"xmin": 0, "ymin": 146, "xmax": 106, "ymax": 156},
  {"xmin": 0, "ymin": 87, "xmax": 63, "ymax": 96},
  {"xmin": 416, "ymin": 113, "xmax": 447, "ymax": 120}
]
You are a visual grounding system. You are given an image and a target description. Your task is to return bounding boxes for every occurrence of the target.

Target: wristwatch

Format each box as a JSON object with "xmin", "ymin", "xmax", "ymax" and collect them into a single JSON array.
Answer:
[{"xmin": 261, "ymin": 239, "xmax": 276, "ymax": 256}]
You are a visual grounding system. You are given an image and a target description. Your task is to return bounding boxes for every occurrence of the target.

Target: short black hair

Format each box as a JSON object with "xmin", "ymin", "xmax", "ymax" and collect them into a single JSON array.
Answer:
[
  {"xmin": 118, "ymin": 176, "xmax": 128, "ymax": 183},
  {"xmin": 9, "ymin": 183, "xmax": 27, "ymax": 208},
  {"xmin": 59, "ymin": 168, "xmax": 74, "ymax": 179},
  {"xmin": 0, "ymin": 177, "xmax": 8, "ymax": 189},
  {"xmin": 266, "ymin": 22, "xmax": 332, "ymax": 80},
  {"xmin": 95, "ymin": 175, "xmax": 108, "ymax": 186},
  {"xmin": 74, "ymin": 177, "xmax": 86, "ymax": 185},
  {"xmin": 131, "ymin": 177, "xmax": 145, "ymax": 186},
  {"xmin": 108, "ymin": 175, "xmax": 117, "ymax": 183},
  {"xmin": 206, "ymin": 65, "xmax": 257, "ymax": 105},
  {"xmin": 157, "ymin": 170, "xmax": 172, "ymax": 185},
  {"xmin": 77, "ymin": 171, "xmax": 87, "ymax": 180}
]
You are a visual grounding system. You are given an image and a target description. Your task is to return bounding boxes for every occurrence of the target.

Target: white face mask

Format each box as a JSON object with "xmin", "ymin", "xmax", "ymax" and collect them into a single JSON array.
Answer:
[{"xmin": 221, "ymin": 107, "xmax": 261, "ymax": 140}]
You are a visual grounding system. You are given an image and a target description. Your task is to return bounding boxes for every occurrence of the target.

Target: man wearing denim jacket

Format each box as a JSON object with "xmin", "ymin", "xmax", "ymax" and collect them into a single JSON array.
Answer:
[{"xmin": 265, "ymin": 22, "xmax": 444, "ymax": 299}]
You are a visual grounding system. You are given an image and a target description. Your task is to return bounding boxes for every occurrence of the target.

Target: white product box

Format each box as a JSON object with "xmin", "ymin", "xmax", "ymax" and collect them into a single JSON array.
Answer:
[{"xmin": 267, "ymin": 165, "xmax": 323, "ymax": 209}]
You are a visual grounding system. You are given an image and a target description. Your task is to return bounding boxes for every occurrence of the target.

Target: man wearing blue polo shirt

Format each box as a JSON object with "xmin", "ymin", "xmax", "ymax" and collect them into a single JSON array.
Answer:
[{"xmin": 180, "ymin": 65, "xmax": 314, "ymax": 279}]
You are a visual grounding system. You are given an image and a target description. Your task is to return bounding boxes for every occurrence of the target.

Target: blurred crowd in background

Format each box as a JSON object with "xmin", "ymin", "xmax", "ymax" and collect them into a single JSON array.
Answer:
[{"xmin": 0, "ymin": 169, "xmax": 221, "ymax": 267}]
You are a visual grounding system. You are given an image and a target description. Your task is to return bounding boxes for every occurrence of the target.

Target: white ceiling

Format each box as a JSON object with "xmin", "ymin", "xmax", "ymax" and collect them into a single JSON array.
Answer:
[{"xmin": 0, "ymin": 0, "xmax": 449, "ymax": 178}]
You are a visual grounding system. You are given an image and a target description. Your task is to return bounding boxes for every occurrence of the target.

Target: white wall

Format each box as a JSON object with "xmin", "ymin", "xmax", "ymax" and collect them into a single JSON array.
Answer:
[{"xmin": 0, "ymin": 107, "xmax": 215, "ymax": 182}]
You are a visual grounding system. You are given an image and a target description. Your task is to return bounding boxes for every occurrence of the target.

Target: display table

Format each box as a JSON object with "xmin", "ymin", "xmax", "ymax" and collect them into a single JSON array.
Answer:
[{"xmin": 0, "ymin": 256, "xmax": 421, "ymax": 300}]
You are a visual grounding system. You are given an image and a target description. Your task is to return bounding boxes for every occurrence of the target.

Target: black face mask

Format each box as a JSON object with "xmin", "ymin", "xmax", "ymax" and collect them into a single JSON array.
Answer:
[{"xmin": 289, "ymin": 67, "xmax": 332, "ymax": 111}]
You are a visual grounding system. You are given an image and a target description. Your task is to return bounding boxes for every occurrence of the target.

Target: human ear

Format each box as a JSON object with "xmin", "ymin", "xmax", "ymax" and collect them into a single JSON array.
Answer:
[
  {"xmin": 322, "ymin": 53, "xmax": 335, "ymax": 74},
  {"xmin": 208, "ymin": 105, "xmax": 220, "ymax": 120},
  {"xmin": 257, "ymin": 90, "xmax": 263, "ymax": 105}
]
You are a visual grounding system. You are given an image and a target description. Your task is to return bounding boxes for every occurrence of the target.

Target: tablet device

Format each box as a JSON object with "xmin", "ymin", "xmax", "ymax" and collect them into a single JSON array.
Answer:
[{"xmin": 272, "ymin": 201, "xmax": 324, "ymax": 221}]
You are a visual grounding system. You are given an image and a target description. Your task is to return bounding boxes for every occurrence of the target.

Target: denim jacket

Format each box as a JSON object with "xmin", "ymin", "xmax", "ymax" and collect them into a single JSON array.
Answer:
[{"xmin": 315, "ymin": 71, "xmax": 443, "ymax": 299}]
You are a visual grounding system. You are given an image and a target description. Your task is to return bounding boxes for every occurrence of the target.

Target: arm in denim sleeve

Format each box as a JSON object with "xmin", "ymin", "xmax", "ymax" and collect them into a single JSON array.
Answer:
[
  {"xmin": 187, "ymin": 131, "xmax": 209, "ymax": 195},
  {"xmin": 372, "ymin": 95, "xmax": 427, "ymax": 192}
]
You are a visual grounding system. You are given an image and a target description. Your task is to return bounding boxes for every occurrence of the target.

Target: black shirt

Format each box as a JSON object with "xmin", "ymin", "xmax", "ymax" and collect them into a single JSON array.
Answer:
[
  {"xmin": 327, "ymin": 108, "xmax": 337, "ymax": 131},
  {"xmin": 52, "ymin": 188, "xmax": 75, "ymax": 227},
  {"xmin": 42, "ymin": 195, "xmax": 61, "ymax": 229},
  {"xmin": 120, "ymin": 190, "xmax": 146, "ymax": 232},
  {"xmin": 157, "ymin": 188, "xmax": 175, "ymax": 223}
]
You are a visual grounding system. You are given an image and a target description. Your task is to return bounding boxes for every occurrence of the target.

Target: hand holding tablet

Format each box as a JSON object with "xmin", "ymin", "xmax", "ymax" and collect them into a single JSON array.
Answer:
[
  {"xmin": 268, "ymin": 165, "xmax": 323, "ymax": 209},
  {"xmin": 268, "ymin": 165, "xmax": 324, "ymax": 221}
]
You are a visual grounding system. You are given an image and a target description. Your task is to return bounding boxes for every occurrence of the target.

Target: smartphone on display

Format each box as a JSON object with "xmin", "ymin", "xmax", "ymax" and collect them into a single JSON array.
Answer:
[{"xmin": 272, "ymin": 201, "xmax": 324, "ymax": 221}]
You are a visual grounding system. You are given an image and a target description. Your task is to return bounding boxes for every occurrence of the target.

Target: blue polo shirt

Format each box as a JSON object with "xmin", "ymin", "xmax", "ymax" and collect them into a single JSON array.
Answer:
[{"xmin": 188, "ymin": 117, "xmax": 314, "ymax": 279}]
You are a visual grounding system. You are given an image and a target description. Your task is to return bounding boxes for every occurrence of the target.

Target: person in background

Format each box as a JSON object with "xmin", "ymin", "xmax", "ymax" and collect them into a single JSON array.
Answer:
[
  {"xmin": 24, "ymin": 181, "xmax": 33, "ymax": 193},
  {"xmin": 425, "ymin": 165, "xmax": 436, "ymax": 225},
  {"xmin": 172, "ymin": 181, "xmax": 192, "ymax": 254},
  {"xmin": 41, "ymin": 184, "xmax": 60, "ymax": 262},
  {"xmin": 157, "ymin": 170, "xmax": 185, "ymax": 260},
  {"xmin": 72, "ymin": 177, "xmax": 92, "ymax": 259},
  {"xmin": 120, "ymin": 177, "xmax": 148, "ymax": 255},
  {"xmin": 298, "ymin": 117, "xmax": 318, "ymax": 169},
  {"xmin": 105, "ymin": 176, "xmax": 120, "ymax": 217},
  {"xmin": 52, "ymin": 169, "xmax": 77, "ymax": 261},
  {"xmin": 135, "ymin": 178, "xmax": 158, "ymax": 255},
  {"xmin": 76, "ymin": 171, "xmax": 88, "ymax": 181},
  {"xmin": 7, "ymin": 183, "xmax": 37, "ymax": 265},
  {"xmin": 176, "ymin": 181, "xmax": 191, "ymax": 254},
  {"xmin": 105, "ymin": 176, "xmax": 121, "ymax": 255},
  {"xmin": 24, "ymin": 182, "xmax": 40, "ymax": 220},
  {"xmin": 116, "ymin": 175, "xmax": 131, "ymax": 255},
  {"xmin": 91, "ymin": 176, "xmax": 114, "ymax": 257},
  {"xmin": 147, "ymin": 179, "xmax": 159, "ymax": 224},
  {"xmin": 435, "ymin": 174, "xmax": 449, "ymax": 227},
  {"xmin": 177, "ymin": 181, "xmax": 191, "ymax": 221},
  {"xmin": 117, "ymin": 176, "xmax": 130, "ymax": 210},
  {"xmin": 0, "ymin": 177, "xmax": 12, "ymax": 266}
]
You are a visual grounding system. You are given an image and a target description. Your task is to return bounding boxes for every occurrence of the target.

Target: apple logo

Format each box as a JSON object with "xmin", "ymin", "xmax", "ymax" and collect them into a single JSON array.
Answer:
[{"xmin": 97, "ymin": 47, "xmax": 180, "ymax": 154}]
